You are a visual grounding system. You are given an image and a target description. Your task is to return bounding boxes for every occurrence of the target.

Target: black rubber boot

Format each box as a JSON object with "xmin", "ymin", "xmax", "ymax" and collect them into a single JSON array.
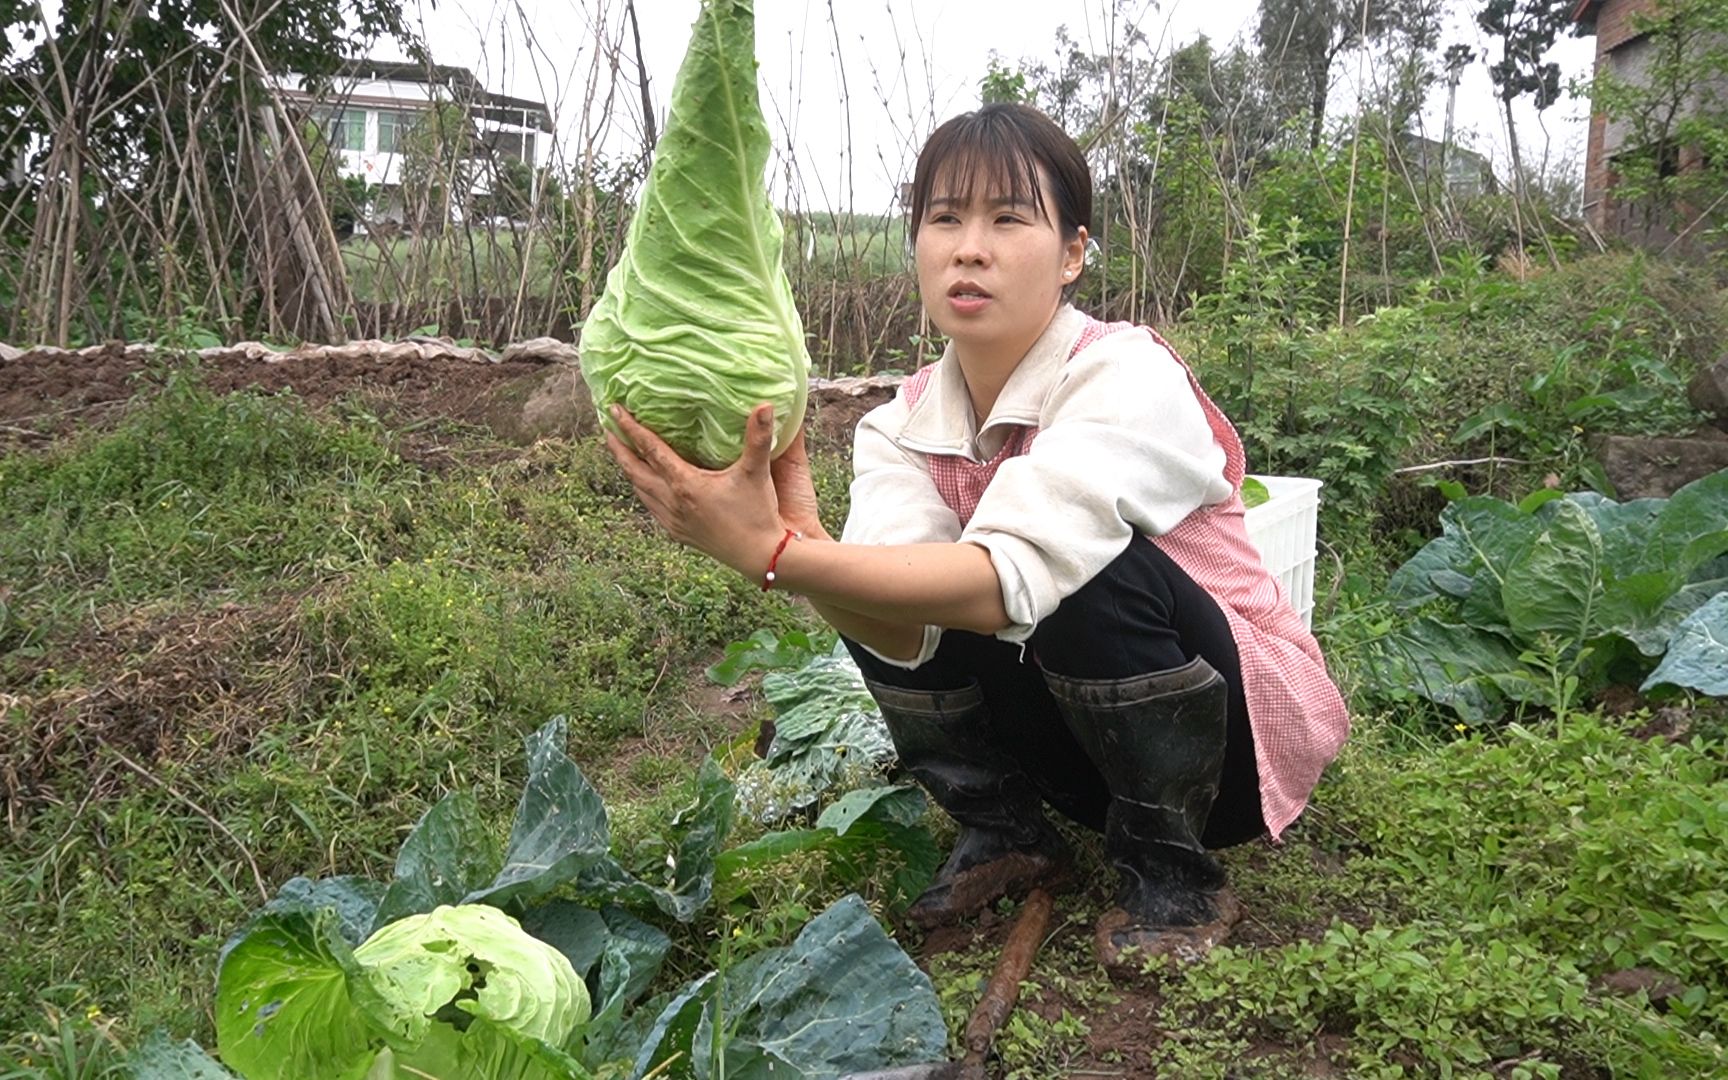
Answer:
[
  {"xmin": 866, "ymin": 677, "xmax": 1074, "ymax": 929},
  {"xmin": 1043, "ymin": 657, "xmax": 1243, "ymax": 972}
]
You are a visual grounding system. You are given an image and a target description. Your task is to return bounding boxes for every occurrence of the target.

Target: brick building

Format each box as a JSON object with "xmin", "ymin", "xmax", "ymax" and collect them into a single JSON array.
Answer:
[{"xmin": 1574, "ymin": 0, "xmax": 1724, "ymax": 249}]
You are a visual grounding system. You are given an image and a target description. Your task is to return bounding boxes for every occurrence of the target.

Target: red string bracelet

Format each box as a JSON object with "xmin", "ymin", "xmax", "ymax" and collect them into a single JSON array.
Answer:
[{"xmin": 761, "ymin": 528, "xmax": 800, "ymax": 591}]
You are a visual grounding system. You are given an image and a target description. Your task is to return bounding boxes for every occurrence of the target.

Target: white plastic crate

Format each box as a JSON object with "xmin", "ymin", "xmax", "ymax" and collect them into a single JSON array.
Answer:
[{"xmin": 1243, "ymin": 475, "xmax": 1322, "ymax": 628}]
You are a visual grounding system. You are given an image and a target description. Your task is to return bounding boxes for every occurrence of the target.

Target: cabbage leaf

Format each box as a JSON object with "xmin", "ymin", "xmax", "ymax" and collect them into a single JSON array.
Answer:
[{"xmin": 579, "ymin": 0, "xmax": 809, "ymax": 469}]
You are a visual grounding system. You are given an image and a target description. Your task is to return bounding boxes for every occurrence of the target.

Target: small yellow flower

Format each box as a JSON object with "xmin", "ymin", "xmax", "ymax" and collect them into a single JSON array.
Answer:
[{"xmin": 1454, "ymin": 723, "xmax": 1468, "ymax": 732}]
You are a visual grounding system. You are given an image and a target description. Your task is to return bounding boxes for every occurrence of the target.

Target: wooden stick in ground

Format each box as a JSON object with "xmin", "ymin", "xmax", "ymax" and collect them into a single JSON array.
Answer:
[{"xmin": 960, "ymin": 887, "xmax": 1057, "ymax": 1070}]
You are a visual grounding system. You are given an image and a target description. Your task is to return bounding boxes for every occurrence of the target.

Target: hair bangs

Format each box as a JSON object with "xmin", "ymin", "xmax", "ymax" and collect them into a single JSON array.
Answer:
[{"xmin": 926, "ymin": 136, "xmax": 1048, "ymax": 222}]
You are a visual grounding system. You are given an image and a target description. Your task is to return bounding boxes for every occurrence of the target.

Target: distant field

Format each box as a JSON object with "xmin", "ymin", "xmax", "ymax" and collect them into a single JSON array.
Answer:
[{"xmin": 341, "ymin": 230, "xmax": 559, "ymax": 303}]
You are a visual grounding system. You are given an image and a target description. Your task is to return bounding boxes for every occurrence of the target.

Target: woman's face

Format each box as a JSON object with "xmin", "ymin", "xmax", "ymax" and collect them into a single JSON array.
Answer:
[{"xmin": 914, "ymin": 162, "xmax": 1086, "ymax": 359}]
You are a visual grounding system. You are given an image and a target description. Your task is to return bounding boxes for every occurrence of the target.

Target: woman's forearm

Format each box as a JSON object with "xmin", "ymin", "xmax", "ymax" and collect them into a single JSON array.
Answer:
[
  {"xmin": 769, "ymin": 535, "xmax": 1010, "ymax": 638},
  {"xmin": 805, "ymin": 599, "xmax": 927, "ymax": 662}
]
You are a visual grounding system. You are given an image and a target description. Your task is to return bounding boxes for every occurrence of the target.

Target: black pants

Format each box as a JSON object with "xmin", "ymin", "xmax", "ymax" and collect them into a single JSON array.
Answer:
[{"xmin": 844, "ymin": 537, "xmax": 1266, "ymax": 848}]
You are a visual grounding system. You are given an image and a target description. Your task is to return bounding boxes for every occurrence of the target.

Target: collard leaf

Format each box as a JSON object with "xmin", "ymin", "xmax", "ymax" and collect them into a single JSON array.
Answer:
[
  {"xmin": 1641, "ymin": 592, "xmax": 1728, "ymax": 696},
  {"xmin": 373, "ymin": 791, "xmax": 500, "ymax": 930},
  {"xmin": 1504, "ymin": 499, "xmax": 1606, "ymax": 642},
  {"xmin": 630, "ymin": 973, "xmax": 715, "ymax": 1080},
  {"xmin": 469, "ymin": 717, "xmax": 611, "ymax": 909},
  {"xmin": 245, "ymin": 876, "xmax": 385, "ymax": 953},
  {"xmin": 1605, "ymin": 571, "xmax": 1727, "ymax": 656},
  {"xmin": 518, "ymin": 900, "xmax": 610, "ymax": 980},
  {"xmin": 1564, "ymin": 492, "xmax": 1665, "ymax": 581},
  {"xmin": 1386, "ymin": 497, "xmax": 1536, "ymax": 623},
  {"xmin": 128, "ymin": 1031, "xmax": 236, "ymax": 1078},
  {"xmin": 713, "ymin": 816, "xmax": 937, "ymax": 915},
  {"xmin": 593, "ymin": 907, "xmax": 673, "ymax": 1019},
  {"xmin": 713, "ymin": 827, "xmax": 834, "ymax": 906},
  {"xmin": 816, "ymin": 784, "xmax": 926, "ymax": 835},
  {"xmin": 1651, "ymin": 469, "xmax": 1728, "ymax": 577},
  {"xmin": 1378, "ymin": 619, "xmax": 1535, "ymax": 724},
  {"xmin": 716, "ymin": 895, "xmax": 948, "ymax": 1079},
  {"xmin": 693, "ymin": 1043, "xmax": 805, "ymax": 1080},
  {"xmin": 214, "ymin": 909, "xmax": 381, "ymax": 1080},
  {"xmin": 578, "ymin": 0, "xmax": 810, "ymax": 469},
  {"xmin": 574, "ymin": 758, "xmax": 735, "ymax": 922},
  {"xmin": 762, "ymin": 657, "xmax": 881, "ymax": 749},
  {"xmin": 827, "ymin": 819, "xmax": 941, "ymax": 915}
]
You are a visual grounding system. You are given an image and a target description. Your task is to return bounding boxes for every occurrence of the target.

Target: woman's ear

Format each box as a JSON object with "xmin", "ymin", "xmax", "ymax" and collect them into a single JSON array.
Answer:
[{"xmin": 1063, "ymin": 225, "xmax": 1089, "ymax": 284}]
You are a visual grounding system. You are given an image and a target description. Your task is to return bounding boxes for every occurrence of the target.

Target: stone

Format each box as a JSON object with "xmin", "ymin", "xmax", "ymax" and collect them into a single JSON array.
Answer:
[
  {"xmin": 1594, "ymin": 967, "xmax": 1685, "ymax": 1006},
  {"xmin": 1592, "ymin": 433, "xmax": 1728, "ymax": 499},
  {"xmin": 1689, "ymin": 357, "xmax": 1728, "ymax": 432},
  {"xmin": 806, "ymin": 373, "xmax": 904, "ymax": 449},
  {"xmin": 477, "ymin": 362, "xmax": 596, "ymax": 444}
]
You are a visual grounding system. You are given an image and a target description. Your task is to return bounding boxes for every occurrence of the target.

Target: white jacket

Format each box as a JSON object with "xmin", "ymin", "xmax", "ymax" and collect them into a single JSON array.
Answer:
[{"xmin": 841, "ymin": 305, "xmax": 1233, "ymax": 667}]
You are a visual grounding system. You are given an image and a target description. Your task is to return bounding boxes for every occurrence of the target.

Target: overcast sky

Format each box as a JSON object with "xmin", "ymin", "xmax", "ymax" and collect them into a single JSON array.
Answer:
[{"xmin": 397, "ymin": 0, "xmax": 1595, "ymax": 212}]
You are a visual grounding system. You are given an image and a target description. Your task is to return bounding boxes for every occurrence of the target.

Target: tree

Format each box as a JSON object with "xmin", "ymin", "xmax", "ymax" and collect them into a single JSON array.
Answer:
[
  {"xmin": 980, "ymin": 54, "xmax": 1031, "ymax": 105},
  {"xmin": 0, "ymin": 0, "xmax": 417, "ymax": 343},
  {"xmin": 1255, "ymin": 0, "xmax": 1442, "ymax": 150},
  {"xmin": 401, "ymin": 102, "xmax": 475, "ymax": 234},
  {"xmin": 1477, "ymin": 0, "xmax": 1583, "ymax": 194}
]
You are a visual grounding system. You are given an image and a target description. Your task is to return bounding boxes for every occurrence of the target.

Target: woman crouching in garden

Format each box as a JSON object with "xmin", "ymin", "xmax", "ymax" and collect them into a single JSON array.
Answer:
[{"xmin": 606, "ymin": 103, "xmax": 1350, "ymax": 973}]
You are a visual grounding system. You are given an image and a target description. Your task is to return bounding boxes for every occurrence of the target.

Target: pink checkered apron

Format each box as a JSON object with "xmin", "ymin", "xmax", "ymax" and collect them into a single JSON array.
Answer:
[{"xmin": 899, "ymin": 317, "xmax": 1350, "ymax": 838}]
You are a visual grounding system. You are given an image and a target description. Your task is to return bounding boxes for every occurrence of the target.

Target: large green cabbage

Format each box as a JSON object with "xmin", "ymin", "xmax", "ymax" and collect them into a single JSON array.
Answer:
[
  {"xmin": 578, "ymin": 0, "xmax": 809, "ymax": 469},
  {"xmin": 353, "ymin": 904, "xmax": 590, "ymax": 1050}
]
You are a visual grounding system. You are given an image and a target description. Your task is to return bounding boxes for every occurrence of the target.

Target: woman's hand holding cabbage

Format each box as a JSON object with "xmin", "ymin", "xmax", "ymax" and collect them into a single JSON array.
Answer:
[{"xmin": 606, "ymin": 402, "xmax": 809, "ymax": 580}]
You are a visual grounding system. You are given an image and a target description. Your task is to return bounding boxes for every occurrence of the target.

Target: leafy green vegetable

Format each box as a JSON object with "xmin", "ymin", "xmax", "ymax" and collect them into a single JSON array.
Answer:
[
  {"xmin": 214, "ymin": 908, "xmax": 381, "ymax": 1080},
  {"xmin": 468, "ymin": 718, "xmax": 614, "ymax": 909},
  {"xmin": 699, "ymin": 895, "xmax": 948, "ymax": 1078},
  {"xmin": 579, "ymin": 0, "xmax": 809, "ymax": 469},
  {"xmin": 353, "ymin": 905, "xmax": 590, "ymax": 1048},
  {"xmin": 733, "ymin": 652, "xmax": 896, "ymax": 822},
  {"xmin": 1641, "ymin": 593, "xmax": 1728, "ymax": 695},
  {"xmin": 372, "ymin": 791, "xmax": 499, "ymax": 929},
  {"xmin": 1375, "ymin": 469, "xmax": 1728, "ymax": 722},
  {"xmin": 1240, "ymin": 475, "xmax": 1270, "ymax": 509},
  {"xmin": 146, "ymin": 712, "xmax": 939, "ymax": 1080},
  {"xmin": 128, "ymin": 1031, "xmax": 236, "ymax": 1078},
  {"xmin": 214, "ymin": 903, "xmax": 592, "ymax": 1080}
]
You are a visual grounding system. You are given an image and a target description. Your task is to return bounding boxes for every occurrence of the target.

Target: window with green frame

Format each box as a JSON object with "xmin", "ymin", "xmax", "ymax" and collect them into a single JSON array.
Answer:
[
  {"xmin": 377, "ymin": 110, "xmax": 414, "ymax": 154},
  {"xmin": 326, "ymin": 109, "xmax": 366, "ymax": 152}
]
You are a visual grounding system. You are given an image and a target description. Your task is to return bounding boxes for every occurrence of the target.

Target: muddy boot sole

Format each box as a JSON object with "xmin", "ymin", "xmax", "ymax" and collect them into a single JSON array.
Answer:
[
  {"xmin": 1095, "ymin": 887, "xmax": 1243, "ymax": 975},
  {"xmin": 904, "ymin": 850, "xmax": 1075, "ymax": 930}
]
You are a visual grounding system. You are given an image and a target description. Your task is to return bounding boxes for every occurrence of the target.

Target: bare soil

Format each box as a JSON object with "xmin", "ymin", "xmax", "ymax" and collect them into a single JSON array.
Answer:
[{"xmin": 0, "ymin": 343, "xmax": 545, "ymax": 439}]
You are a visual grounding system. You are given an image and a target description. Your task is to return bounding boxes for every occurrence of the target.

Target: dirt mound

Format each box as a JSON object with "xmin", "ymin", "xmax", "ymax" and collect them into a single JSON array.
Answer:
[{"xmin": 0, "ymin": 342, "xmax": 548, "ymax": 438}]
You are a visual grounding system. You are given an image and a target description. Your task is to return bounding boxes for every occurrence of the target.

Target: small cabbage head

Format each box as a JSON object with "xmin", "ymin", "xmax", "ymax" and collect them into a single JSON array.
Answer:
[{"xmin": 353, "ymin": 904, "xmax": 590, "ymax": 1048}]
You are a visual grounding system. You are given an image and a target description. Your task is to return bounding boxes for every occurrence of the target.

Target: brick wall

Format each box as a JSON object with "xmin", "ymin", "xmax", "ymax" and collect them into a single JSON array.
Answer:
[{"xmin": 1580, "ymin": 0, "xmax": 1660, "ymax": 233}]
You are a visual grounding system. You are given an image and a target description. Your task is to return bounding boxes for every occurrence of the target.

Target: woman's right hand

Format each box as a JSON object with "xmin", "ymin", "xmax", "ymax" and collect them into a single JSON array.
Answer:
[{"xmin": 770, "ymin": 427, "xmax": 830, "ymax": 541}]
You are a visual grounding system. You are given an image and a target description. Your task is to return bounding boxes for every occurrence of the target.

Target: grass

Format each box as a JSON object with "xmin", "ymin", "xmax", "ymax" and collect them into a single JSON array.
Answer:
[
  {"xmin": 3, "ymin": 359, "xmax": 1727, "ymax": 1076},
  {"xmin": 0, "ymin": 372, "xmax": 804, "ymax": 1045}
]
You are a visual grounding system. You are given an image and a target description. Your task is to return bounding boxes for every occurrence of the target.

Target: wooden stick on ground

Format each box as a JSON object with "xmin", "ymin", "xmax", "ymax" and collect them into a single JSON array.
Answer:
[{"xmin": 960, "ymin": 887, "xmax": 1057, "ymax": 1073}]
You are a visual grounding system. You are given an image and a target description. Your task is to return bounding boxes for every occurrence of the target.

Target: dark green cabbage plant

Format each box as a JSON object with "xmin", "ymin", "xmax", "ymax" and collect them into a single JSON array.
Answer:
[{"xmin": 579, "ymin": 0, "xmax": 809, "ymax": 469}]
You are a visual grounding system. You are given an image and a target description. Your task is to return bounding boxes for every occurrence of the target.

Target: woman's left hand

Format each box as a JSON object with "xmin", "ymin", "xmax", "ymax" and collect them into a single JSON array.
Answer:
[{"xmin": 605, "ymin": 403, "xmax": 789, "ymax": 578}]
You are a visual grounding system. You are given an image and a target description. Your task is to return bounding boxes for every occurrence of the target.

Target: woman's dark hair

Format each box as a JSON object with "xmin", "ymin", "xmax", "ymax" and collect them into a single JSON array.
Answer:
[{"xmin": 906, "ymin": 103, "xmax": 1092, "ymax": 245}]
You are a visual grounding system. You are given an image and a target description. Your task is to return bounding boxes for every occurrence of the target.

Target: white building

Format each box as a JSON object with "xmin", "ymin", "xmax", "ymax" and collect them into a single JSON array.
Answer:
[{"xmin": 276, "ymin": 59, "xmax": 554, "ymax": 223}]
